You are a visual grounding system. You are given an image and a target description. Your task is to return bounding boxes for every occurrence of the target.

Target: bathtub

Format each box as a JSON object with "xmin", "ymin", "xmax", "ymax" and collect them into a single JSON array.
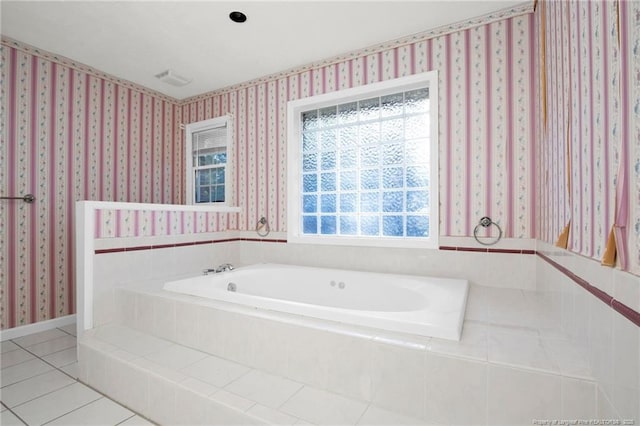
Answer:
[{"xmin": 163, "ymin": 263, "xmax": 468, "ymax": 341}]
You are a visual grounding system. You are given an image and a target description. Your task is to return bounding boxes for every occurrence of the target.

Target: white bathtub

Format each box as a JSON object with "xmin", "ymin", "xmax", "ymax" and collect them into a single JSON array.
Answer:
[{"xmin": 163, "ymin": 263, "xmax": 468, "ymax": 341}]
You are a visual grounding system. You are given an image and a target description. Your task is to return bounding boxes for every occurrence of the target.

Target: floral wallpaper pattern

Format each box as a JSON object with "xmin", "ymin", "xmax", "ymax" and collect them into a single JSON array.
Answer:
[
  {"xmin": 179, "ymin": 14, "xmax": 537, "ymax": 240},
  {"xmin": 537, "ymin": 0, "xmax": 640, "ymax": 275},
  {"xmin": 6, "ymin": 0, "xmax": 638, "ymax": 330},
  {"xmin": 0, "ymin": 46, "xmax": 181, "ymax": 328}
]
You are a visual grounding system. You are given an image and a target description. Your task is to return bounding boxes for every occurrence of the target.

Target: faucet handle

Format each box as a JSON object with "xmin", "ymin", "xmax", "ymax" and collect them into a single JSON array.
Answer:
[{"xmin": 216, "ymin": 263, "xmax": 234, "ymax": 273}]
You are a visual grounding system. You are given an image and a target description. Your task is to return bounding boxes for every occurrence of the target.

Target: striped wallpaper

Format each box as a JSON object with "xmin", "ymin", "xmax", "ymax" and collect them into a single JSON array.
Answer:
[
  {"xmin": 4, "ymin": 1, "xmax": 637, "ymax": 330},
  {"xmin": 0, "ymin": 45, "xmax": 181, "ymax": 328},
  {"xmin": 1, "ymin": 12, "xmax": 538, "ymax": 329},
  {"xmin": 179, "ymin": 13, "xmax": 537, "ymax": 240},
  {"xmin": 94, "ymin": 209, "xmax": 237, "ymax": 239},
  {"xmin": 536, "ymin": 0, "xmax": 640, "ymax": 275}
]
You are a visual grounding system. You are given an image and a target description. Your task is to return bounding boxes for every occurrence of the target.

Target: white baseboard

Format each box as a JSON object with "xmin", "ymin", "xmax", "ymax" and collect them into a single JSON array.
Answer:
[{"xmin": 0, "ymin": 314, "xmax": 76, "ymax": 341}]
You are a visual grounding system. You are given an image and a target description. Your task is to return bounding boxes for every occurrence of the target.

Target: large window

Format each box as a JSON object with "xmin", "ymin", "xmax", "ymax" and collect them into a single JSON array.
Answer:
[
  {"xmin": 287, "ymin": 71, "xmax": 439, "ymax": 248},
  {"xmin": 185, "ymin": 116, "xmax": 231, "ymax": 205}
]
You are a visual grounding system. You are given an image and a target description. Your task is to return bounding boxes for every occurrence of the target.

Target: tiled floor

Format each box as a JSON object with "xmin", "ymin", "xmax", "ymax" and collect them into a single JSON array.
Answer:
[{"xmin": 1, "ymin": 325, "xmax": 154, "ymax": 426}]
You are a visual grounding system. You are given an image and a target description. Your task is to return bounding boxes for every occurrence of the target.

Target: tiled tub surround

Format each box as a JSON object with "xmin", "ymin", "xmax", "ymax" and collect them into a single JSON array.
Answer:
[
  {"xmin": 78, "ymin": 280, "xmax": 600, "ymax": 426},
  {"xmin": 88, "ymin": 232, "xmax": 538, "ymax": 332},
  {"xmin": 536, "ymin": 241, "xmax": 640, "ymax": 422},
  {"xmin": 79, "ymin": 201, "xmax": 638, "ymax": 424}
]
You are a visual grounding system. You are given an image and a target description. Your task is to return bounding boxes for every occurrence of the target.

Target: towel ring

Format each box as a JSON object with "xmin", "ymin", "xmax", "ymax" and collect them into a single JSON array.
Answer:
[
  {"xmin": 256, "ymin": 216, "xmax": 270, "ymax": 237},
  {"xmin": 473, "ymin": 216, "xmax": 502, "ymax": 246}
]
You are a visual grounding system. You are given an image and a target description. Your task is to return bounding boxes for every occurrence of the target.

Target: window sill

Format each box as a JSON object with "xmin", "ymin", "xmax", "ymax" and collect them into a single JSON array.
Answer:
[{"xmin": 287, "ymin": 234, "xmax": 438, "ymax": 249}]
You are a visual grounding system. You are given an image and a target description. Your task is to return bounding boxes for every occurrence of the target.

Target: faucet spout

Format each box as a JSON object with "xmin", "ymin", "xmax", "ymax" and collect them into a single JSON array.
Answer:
[
  {"xmin": 216, "ymin": 263, "xmax": 234, "ymax": 273},
  {"xmin": 203, "ymin": 263, "xmax": 234, "ymax": 275}
]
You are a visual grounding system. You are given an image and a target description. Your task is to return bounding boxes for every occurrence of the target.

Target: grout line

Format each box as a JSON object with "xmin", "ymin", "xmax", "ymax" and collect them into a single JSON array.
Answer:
[
  {"xmin": 38, "ymin": 346, "xmax": 78, "ymax": 363},
  {"xmin": 10, "ymin": 331, "xmax": 68, "ymax": 349},
  {"xmin": 4, "ymin": 406, "xmax": 29, "ymax": 426},
  {"xmin": 221, "ymin": 367, "xmax": 253, "ymax": 390},
  {"xmin": 277, "ymin": 383, "xmax": 305, "ymax": 410},
  {"xmin": 114, "ymin": 414, "xmax": 137, "ymax": 425},
  {"xmin": 353, "ymin": 402, "xmax": 370, "ymax": 426},
  {"xmin": 11, "ymin": 340, "xmax": 75, "ymax": 377},
  {"xmin": 56, "ymin": 326, "xmax": 77, "ymax": 338},
  {"xmin": 10, "ymin": 381, "xmax": 78, "ymax": 410},
  {"xmin": 3, "ymin": 330, "xmax": 151, "ymax": 426},
  {"xmin": 0, "ymin": 365, "xmax": 56, "ymax": 389},
  {"xmin": 39, "ymin": 395, "xmax": 104, "ymax": 426}
]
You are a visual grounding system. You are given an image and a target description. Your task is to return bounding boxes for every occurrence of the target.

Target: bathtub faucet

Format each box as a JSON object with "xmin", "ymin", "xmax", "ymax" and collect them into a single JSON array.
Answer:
[
  {"xmin": 202, "ymin": 263, "xmax": 234, "ymax": 275},
  {"xmin": 216, "ymin": 263, "xmax": 234, "ymax": 273}
]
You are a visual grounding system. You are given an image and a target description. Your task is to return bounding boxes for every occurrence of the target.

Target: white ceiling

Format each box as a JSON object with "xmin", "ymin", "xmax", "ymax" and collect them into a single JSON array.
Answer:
[{"xmin": 1, "ymin": 1, "xmax": 531, "ymax": 100}]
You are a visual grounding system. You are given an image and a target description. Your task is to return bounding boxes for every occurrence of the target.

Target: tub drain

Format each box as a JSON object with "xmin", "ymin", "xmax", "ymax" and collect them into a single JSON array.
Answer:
[{"xmin": 227, "ymin": 282, "xmax": 237, "ymax": 292}]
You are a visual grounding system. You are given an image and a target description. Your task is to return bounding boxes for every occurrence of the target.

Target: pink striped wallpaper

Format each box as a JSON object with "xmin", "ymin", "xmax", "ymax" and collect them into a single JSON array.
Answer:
[
  {"xmin": 0, "ymin": 45, "xmax": 181, "ymax": 329},
  {"xmin": 536, "ymin": 0, "xmax": 640, "ymax": 275},
  {"xmin": 179, "ymin": 14, "xmax": 537, "ymax": 240},
  {"xmin": 1, "ymin": 12, "xmax": 538, "ymax": 329},
  {"xmin": 8, "ymin": 1, "xmax": 637, "ymax": 330},
  {"xmin": 94, "ymin": 209, "xmax": 237, "ymax": 238}
]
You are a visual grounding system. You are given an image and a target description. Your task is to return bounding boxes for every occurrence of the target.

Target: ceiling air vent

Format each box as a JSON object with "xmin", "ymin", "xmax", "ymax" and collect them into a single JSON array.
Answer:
[{"xmin": 155, "ymin": 69, "xmax": 192, "ymax": 87}]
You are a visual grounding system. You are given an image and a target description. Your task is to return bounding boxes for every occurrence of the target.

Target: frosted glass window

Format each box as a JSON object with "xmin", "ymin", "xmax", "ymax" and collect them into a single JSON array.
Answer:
[
  {"xmin": 288, "ymin": 71, "xmax": 438, "ymax": 248},
  {"xmin": 297, "ymin": 86, "xmax": 431, "ymax": 239}
]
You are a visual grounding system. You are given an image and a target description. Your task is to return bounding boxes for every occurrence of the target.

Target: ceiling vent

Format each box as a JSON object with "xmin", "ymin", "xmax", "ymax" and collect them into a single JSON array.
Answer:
[{"xmin": 155, "ymin": 69, "xmax": 192, "ymax": 87}]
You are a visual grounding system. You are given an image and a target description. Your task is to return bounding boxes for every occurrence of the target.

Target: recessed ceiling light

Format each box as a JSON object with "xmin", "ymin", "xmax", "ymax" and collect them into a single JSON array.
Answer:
[{"xmin": 229, "ymin": 11, "xmax": 247, "ymax": 23}]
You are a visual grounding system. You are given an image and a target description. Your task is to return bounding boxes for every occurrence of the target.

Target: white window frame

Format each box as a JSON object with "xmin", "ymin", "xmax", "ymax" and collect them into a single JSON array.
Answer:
[
  {"xmin": 287, "ymin": 71, "xmax": 439, "ymax": 249},
  {"xmin": 185, "ymin": 115, "xmax": 232, "ymax": 206}
]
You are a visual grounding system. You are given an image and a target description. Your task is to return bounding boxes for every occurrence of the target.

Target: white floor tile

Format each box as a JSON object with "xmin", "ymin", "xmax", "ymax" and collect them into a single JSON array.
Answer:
[
  {"xmin": 117, "ymin": 415, "xmax": 154, "ymax": 425},
  {"xmin": 0, "ymin": 359, "xmax": 54, "ymax": 387},
  {"xmin": 0, "ymin": 348, "xmax": 36, "ymax": 369},
  {"xmin": 247, "ymin": 404, "xmax": 299, "ymax": 425},
  {"xmin": 143, "ymin": 344, "xmax": 207, "ymax": 370},
  {"xmin": 45, "ymin": 397, "xmax": 134, "ymax": 425},
  {"xmin": 1, "ymin": 341, "xmax": 20, "ymax": 354},
  {"xmin": 12, "ymin": 329, "xmax": 68, "ymax": 348},
  {"xmin": 1, "ymin": 370, "xmax": 75, "ymax": 407},
  {"xmin": 225, "ymin": 370, "xmax": 303, "ymax": 409},
  {"xmin": 58, "ymin": 324, "xmax": 77, "ymax": 337},
  {"xmin": 281, "ymin": 387, "xmax": 367, "ymax": 426},
  {"xmin": 357, "ymin": 405, "xmax": 425, "ymax": 425},
  {"xmin": 42, "ymin": 347, "xmax": 77, "ymax": 368},
  {"xmin": 12, "ymin": 382, "xmax": 101, "ymax": 425},
  {"xmin": 59, "ymin": 362, "xmax": 79, "ymax": 379},
  {"xmin": 180, "ymin": 355, "xmax": 250, "ymax": 388},
  {"xmin": 25, "ymin": 335, "xmax": 76, "ymax": 357},
  {"xmin": 1, "ymin": 409, "xmax": 26, "ymax": 425}
]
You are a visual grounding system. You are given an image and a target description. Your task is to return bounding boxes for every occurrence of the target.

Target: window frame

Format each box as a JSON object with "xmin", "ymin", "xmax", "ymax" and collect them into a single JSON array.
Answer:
[
  {"xmin": 286, "ymin": 71, "xmax": 439, "ymax": 249},
  {"xmin": 185, "ymin": 115, "xmax": 232, "ymax": 206}
]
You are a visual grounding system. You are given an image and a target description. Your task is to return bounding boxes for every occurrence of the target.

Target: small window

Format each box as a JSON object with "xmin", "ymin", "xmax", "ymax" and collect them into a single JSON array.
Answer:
[
  {"xmin": 185, "ymin": 116, "xmax": 231, "ymax": 205},
  {"xmin": 287, "ymin": 71, "xmax": 439, "ymax": 248}
]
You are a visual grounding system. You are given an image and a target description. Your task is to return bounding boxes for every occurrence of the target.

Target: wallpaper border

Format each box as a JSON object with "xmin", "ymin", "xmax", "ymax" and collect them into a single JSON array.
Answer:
[
  {"xmin": 181, "ymin": 3, "xmax": 534, "ymax": 103},
  {"xmin": 1, "ymin": 2, "xmax": 534, "ymax": 106}
]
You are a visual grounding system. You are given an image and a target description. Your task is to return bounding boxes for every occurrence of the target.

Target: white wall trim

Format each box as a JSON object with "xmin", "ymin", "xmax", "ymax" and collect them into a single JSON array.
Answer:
[
  {"xmin": 0, "ymin": 314, "xmax": 76, "ymax": 341},
  {"xmin": 82, "ymin": 199, "xmax": 240, "ymax": 213},
  {"xmin": 76, "ymin": 200, "xmax": 241, "ymax": 333}
]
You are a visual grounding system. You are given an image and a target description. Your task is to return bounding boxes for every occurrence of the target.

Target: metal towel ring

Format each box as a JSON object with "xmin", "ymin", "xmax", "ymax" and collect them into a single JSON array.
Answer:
[
  {"xmin": 473, "ymin": 216, "xmax": 502, "ymax": 246},
  {"xmin": 256, "ymin": 216, "xmax": 270, "ymax": 237}
]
